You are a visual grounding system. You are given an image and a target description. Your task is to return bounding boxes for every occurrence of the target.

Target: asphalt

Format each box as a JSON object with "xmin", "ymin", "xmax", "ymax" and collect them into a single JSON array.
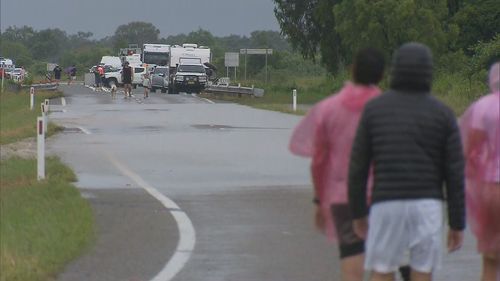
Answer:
[
  {"xmin": 57, "ymin": 189, "xmax": 178, "ymax": 281},
  {"xmin": 49, "ymin": 84, "xmax": 482, "ymax": 281}
]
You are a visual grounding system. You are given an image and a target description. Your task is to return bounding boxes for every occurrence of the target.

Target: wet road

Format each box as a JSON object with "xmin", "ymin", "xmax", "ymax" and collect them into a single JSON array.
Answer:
[{"xmin": 49, "ymin": 85, "xmax": 480, "ymax": 281}]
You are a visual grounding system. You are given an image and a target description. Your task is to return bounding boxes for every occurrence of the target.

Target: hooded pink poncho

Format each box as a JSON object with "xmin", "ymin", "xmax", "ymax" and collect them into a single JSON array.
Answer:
[
  {"xmin": 289, "ymin": 82, "xmax": 380, "ymax": 240},
  {"xmin": 459, "ymin": 62, "xmax": 500, "ymax": 253}
]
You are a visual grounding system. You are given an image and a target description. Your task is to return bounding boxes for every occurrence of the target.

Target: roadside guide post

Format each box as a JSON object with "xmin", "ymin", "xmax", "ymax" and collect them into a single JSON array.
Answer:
[
  {"xmin": 41, "ymin": 103, "xmax": 48, "ymax": 132},
  {"xmin": 44, "ymin": 99, "xmax": 50, "ymax": 112},
  {"xmin": 37, "ymin": 117, "xmax": 45, "ymax": 180},
  {"xmin": 1, "ymin": 70, "xmax": 4, "ymax": 93},
  {"xmin": 30, "ymin": 87, "xmax": 35, "ymax": 110},
  {"xmin": 292, "ymin": 89, "xmax": 297, "ymax": 112}
]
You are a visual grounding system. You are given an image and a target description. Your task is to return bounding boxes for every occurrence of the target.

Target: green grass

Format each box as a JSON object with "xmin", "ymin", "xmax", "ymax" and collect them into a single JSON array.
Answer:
[
  {"xmin": 0, "ymin": 157, "xmax": 94, "ymax": 281},
  {"xmin": 0, "ymin": 89, "xmax": 64, "ymax": 145},
  {"xmin": 206, "ymin": 71, "xmax": 488, "ymax": 116}
]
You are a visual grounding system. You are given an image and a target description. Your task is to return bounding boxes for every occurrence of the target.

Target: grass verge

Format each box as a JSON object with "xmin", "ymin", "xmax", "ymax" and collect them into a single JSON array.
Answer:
[
  {"xmin": 0, "ymin": 156, "xmax": 94, "ymax": 281},
  {"xmin": 0, "ymin": 89, "xmax": 64, "ymax": 145},
  {"xmin": 203, "ymin": 71, "xmax": 487, "ymax": 116}
]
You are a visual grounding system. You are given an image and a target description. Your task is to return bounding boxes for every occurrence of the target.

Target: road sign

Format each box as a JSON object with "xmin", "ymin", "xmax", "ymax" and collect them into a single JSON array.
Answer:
[
  {"xmin": 240, "ymin": 49, "xmax": 273, "ymax": 55},
  {"xmin": 224, "ymin": 52, "xmax": 240, "ymax": 67}
]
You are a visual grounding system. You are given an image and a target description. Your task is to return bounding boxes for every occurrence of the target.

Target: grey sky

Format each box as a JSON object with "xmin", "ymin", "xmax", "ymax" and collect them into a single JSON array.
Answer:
[{"xmin": 1, "ymin": 0, "xmax": 281, "ymax": 39}]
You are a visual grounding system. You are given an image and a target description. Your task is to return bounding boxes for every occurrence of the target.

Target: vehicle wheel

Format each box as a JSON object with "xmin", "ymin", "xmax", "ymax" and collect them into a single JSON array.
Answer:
[{"xmin": 161, "ymin": 88, "xmax": 167, "ymax": 93}]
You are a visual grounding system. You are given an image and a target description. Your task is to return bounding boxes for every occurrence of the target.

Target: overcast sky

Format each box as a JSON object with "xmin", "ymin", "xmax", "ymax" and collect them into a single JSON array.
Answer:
[{"xmin": 1, "ymin": 0, "xmax": 281, "ymax": 39}]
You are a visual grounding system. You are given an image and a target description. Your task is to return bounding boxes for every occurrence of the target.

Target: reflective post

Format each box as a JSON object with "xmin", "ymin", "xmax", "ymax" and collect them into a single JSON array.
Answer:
[
  {"xmin": 30, "ymin": 87, "xmax": 35, "ymax": 110},
  {"xmin": 292, "ymin": 89, "xmax": 297, "ymax": 112},
  {"xmin": 37, "ymin": 117, "xmax": 45, "ymax": 180}
]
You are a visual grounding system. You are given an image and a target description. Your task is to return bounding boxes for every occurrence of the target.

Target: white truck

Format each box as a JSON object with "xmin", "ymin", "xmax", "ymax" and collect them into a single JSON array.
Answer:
[
  {"xmin": 168, "ymin": 44, "xmax": 211, "ymax": 94},
  {"xmin": 142, "ymin": 44, "xmax": 170, "ymax": 70}
]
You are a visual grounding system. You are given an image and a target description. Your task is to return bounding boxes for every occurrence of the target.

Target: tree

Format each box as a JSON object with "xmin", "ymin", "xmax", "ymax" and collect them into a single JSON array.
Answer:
[
  {"xmin": 29, "ymin": 28, "xmax": 68, "ymax": 60},
  {"xmin": 453, "ymin": 0, "xmax": 500, "ymax": 52},
  {"xmin": 273, "ymin": 0, "xmax": 344, "ymax": 73},
  {"xmin": 334, "ymin": 0, "xmax": 457, "ymax": 60},
  {"xmin": 112, "ymin": 22, "xmax": 160, "ymax": 50}
]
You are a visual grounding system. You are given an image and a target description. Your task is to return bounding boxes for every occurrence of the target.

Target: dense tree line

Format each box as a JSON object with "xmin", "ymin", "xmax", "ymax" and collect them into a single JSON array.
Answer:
[
  {"xmin": 0, "ymin": 22, "xmax": 324, "ymax": 80},
  {"xmin": 273, "ymin": 0, "xmax": 499, "ymax": 74}
]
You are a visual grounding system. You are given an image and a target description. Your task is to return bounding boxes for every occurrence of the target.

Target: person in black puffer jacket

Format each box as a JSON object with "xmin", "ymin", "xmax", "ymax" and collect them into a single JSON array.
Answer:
[{"xmin": 348, "ymin": 43, "xmax": 465, "ymax": 281}]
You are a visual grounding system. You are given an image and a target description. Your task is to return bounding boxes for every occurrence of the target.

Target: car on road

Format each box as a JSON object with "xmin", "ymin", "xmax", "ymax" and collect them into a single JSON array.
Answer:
[
  {"xmin": 171, "ymin": 63, "xmax": 208, "ymax": 94},
  {"xmin": 150, "ymin": 66, "xmax": 169, "ymax": 93}
]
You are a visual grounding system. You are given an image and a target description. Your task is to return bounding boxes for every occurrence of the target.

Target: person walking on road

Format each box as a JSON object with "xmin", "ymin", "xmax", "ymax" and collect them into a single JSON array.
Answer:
[
  {"xmin": 122, "ymin": 61, "xmax": 133, "ymax": 98},
  {"xmin": 459, "ymin": 62, "xmax": 500, "ymax": 281},
  {"xmin": 289, "ymin": 48, "xmax": 385, "ymax": 281},
  {"xmin": 348, "ymin": 42, "xmax": 466, "ymax": 281},
  {"xmin": 67, "ymin": 65, "xmax": 77, "ymax": 85},
  {"xmin": 142, "ymin": 69, "xmax": 151, "ymax": 99}
]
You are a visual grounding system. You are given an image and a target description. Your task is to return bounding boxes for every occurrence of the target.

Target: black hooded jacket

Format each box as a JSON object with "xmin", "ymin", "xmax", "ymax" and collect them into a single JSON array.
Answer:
[{"xmin": 348, "ymin": 43, "xmax": 465, "ymax": 230}]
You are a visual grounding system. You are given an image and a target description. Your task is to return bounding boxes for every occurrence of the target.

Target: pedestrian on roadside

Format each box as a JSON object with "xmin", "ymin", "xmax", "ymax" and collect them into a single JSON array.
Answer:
[
  {"xmin": 97, "ymin": 64, "xmax": 105, "ymax": 91},
  {"xmin": 142, "ymin": 69, "xmax": 151, "ymax": 99},
  {"xmin": 459, "ymin": 62, "xmax": 500, "ymax": 281},
  {"xmin": 289, "ymin": 48, "xmax": 385, "ymax": 281},
  {"xmin": 93, "ymin": 64, "xmax": 101, "ymax": 90},
  {"xmin": 53, "ymin": 65, "xmax": 62, "ymax": 83},
  {"xmin": 121, "ymin": 61, "xmax": 133, "ymax": 98},
  {"xmin": 348, "ymin": 42, "xmax": 466, "ymax": 281},
  {"xmin": 68, "ymin": 65, "xmax": 77, "ymax": 85}
]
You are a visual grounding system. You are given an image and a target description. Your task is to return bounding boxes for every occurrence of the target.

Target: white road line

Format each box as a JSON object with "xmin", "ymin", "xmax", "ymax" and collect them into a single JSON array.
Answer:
[
  {"xmin": 61, "ymin": 97, "xmax": 66, "ymax": 106},
  {"xmin": 77, "ymin": 126, "xmax": 92, "ymax": 135},
  {"xmin": 191, "ymin": 93, "xmax": 215, "ymax": 104},
  {"xmin": 105, "ymin": 153, "xmax": 196, "ymax": 281}
]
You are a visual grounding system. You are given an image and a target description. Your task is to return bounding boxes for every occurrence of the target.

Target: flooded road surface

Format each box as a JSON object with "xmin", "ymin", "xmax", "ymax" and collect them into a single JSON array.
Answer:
[{"xmin": 50, "ymin": 85, "xmax": 480, "ymax": 281}]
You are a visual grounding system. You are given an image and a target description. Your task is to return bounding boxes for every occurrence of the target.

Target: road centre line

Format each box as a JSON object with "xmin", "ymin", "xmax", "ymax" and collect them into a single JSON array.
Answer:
[{"xmin": 105, "ymin": 152, "xmax": 196, "ymax": 281}]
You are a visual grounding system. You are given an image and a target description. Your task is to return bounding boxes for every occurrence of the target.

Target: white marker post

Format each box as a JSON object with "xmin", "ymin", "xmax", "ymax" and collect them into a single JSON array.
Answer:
[
  {"xmin": 44, "ymin": 99, "xmax": 50, "ymax": 112},
  {"xmin": 41, "ymin": 103, "xmax": 48, "ymax": 132},
  {"xmin": 30, "ymin": 87, "xmax": 35, "ymax": 110},
  {"xmin": 292, "ymin": 89, "xmax": 297, "ymax": 112},
  {"xmin": 37, "ymin": 117, "xmax": 45, "ymax": 180}
]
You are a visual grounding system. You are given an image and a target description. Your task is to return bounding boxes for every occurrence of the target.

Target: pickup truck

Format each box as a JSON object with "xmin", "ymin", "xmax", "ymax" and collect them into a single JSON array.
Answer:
[{"xmin": 102, "ymin": 65, "xmax": 145, "ymax": 88}]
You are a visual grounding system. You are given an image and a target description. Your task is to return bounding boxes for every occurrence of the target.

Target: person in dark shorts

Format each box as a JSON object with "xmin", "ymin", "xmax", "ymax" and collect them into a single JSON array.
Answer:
[
  {"xmin": 53, "ymin": 65, "xmax": 62, "ymax": 83},
  {"xmin": 289, "ymin": 48, "xmax": 385, "ymax": 281},
  {"xmin": 121, "ymin": 61, "xmax": 133, "ymax": 98}
]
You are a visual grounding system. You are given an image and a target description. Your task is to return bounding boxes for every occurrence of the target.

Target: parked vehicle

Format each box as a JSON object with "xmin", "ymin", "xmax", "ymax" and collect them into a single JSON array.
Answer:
[
  {"xmin": 168, "ymin": 44, "xmax": 211, "ymax": 94},
  {"xmin": 142, "ymin": 44, "xmax": 170, "ymax": 70},
  {"xmin": 132, "ymin": 66, "xmax": 146, "ymax": 88},
  {"xmin": 171, "ymin": 62, "xmax": 208, "ymax": 94},
  {"xmin": 150, "ymin": 66, "xmax": 169, "ymax": 93}
]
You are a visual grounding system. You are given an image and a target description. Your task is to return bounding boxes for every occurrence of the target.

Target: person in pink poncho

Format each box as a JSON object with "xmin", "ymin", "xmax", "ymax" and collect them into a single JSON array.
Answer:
[
  {"xmin": 289, "ymin": 48, "xmax": 385, "ymax": 281},
  {"xmin": 460, "ymin": 62, "xmax": 500, "ymax": 281}
]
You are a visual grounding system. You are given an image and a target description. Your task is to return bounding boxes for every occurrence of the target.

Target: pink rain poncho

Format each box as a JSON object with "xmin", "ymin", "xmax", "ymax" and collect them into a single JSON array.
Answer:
[
  {"xmin": 289, "ymin": 82, "xmax": 380, "ymax": 240},
  {"xmin": 459, "ymin": 62, "xmax": 500, "ymax": 254}
]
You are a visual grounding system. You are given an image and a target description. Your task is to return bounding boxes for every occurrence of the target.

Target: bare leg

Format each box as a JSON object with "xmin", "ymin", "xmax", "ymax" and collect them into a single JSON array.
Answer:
[
  {"xmin": 340, "ymin": 254, "xmax": 364, "ymax": 281},
  {"xmin": 371, "ymin": 271, "xmax": 394, "ymax": 281},
  {"xmin": 481, "ymin": 254, "xmax": 499, "ymax": 281},
  {"xmin": 411, "ymin": 268, "xmax": 432, "ymax": 281}
]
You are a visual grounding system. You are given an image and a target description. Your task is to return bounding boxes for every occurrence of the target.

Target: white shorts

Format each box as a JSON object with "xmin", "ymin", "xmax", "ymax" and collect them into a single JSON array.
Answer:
[{"xmin": 365, "ymin": 199, "xmax": 443, "ymax": 273}]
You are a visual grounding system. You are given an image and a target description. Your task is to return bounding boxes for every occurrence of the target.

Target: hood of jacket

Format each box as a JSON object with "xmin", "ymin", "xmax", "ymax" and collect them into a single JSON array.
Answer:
[{"xmin": 390, "ymin": 42, "xmax": 433, "ymax": 93}]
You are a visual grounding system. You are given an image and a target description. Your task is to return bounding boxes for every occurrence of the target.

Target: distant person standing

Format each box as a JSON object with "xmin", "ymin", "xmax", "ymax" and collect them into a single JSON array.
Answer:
[
  {"xmin": 121, "ymin": 61, "xmax": 133, "ymax": 98},
  {"xmin": 460, "ymin": 62, "xmax": 500, "ymax": 281},
  {"xmin": 97, "ymin": 64, "xmax": 105, "ymax": 90},
  {"xmin": 53, "ymin": 65, "xmax": 62, "ymax": 83},
  {"xmin": 142, "ymin": 70, "xmax": 151, "ymax": 99},
  {"xmin": 67, "ymin": 65, "xmax": 77, "ymax": 85}
]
